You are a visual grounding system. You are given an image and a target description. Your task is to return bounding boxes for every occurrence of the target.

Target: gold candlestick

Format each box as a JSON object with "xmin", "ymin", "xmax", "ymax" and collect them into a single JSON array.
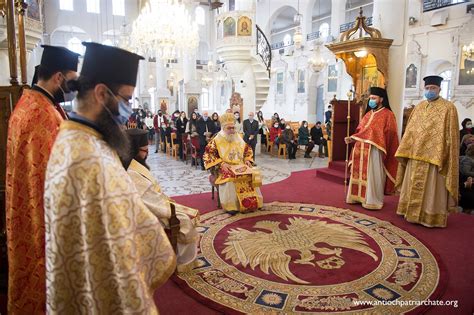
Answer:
[{"xmin": 344, "ymin": 90, "xmax": 352, "ymax": 195}]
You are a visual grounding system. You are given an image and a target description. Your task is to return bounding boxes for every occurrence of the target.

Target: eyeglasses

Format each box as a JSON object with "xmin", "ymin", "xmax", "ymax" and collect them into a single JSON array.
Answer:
[{"xmin": 106, "ymin": 88, "xmax": 132, "ymax": 105}]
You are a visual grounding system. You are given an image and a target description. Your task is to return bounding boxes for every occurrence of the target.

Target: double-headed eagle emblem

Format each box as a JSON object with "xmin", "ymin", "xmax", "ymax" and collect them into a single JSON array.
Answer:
[{"xmin": 222, "ymin": 217, "xmax": 378, "ymax": 284}]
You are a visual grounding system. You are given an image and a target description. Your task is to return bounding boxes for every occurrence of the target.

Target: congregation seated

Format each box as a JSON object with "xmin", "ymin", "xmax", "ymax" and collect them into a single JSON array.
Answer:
[
  {"xmin": 310, "ymin": 121, "xmax": 328, "ymax": 158},
  {"xmin": 460, "ymin": 144, "xmax": 474, "ymax": 212},
  {"xmin": 269, "ymin": 122, "xmax": 281, "ymax": 144},
  {"xmin": 281, "ymin": 125, "xmax": 298, "ymax": 159},
  {"xmin": 298, "ymin": 121, "xmax": 315, "ymax": 158}
]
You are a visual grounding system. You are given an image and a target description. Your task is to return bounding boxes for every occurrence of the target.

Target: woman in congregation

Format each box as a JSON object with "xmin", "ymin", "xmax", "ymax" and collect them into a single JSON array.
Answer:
[
  {"xmin": 176, "ymin": 111, "xmax": 188, "ymax": 159},
  {"xmin": 272, "ymin": 112, "xmax": 281, "ymax": 125},
  {"xmin": 298, "ymin": 121, "xmax": 315, "ymax": 158},
  {"xmin": 257, "ymin": 111, "xmax": 268, "ymax": 151},
  {"xmin": 269, "ymin": 120, "xmax": 282, "ymax": 145},
  {"xmin": 186, "ymin": 112, "xmax": 200, "ymax": 166},
  {"xmin": 212, "ymin": 112, "xmax": 221, "ymax": 133},
  {"xmin": 234, "ymin": 111, "xmax": 242, "ymax": 134},
  {"xmin": 144, "ymin": 111, "xmax": 155, "ymax": 145}
]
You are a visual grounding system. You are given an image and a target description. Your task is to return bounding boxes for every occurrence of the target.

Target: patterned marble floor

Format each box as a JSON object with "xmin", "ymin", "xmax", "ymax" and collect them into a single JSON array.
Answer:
[{"xmin": 147, "ymin": 143, "xmax": 329, "ymax": 197}]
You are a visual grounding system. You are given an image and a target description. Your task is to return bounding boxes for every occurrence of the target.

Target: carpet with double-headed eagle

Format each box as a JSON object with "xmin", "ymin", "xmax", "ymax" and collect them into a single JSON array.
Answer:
[{"xmin": 173, "ymin": 202, "xmax": 445, "ymax": 314}]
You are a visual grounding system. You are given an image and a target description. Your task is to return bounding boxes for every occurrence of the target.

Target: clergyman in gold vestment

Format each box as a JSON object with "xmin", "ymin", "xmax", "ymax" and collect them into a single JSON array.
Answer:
[
  {"xmin": 395, "ymin": 75, "xmax": 459, "ymax": 227},
  {"xmin": 44, "ymin": 43, "xmax": 175, "ymax": 314},
  {"xmin": 203, "ymin": 112, "xmax": 263, "ymax": 214},
  {"xmin": 125, "ymin": 129, "xmax": 200, "ymax": 271}
]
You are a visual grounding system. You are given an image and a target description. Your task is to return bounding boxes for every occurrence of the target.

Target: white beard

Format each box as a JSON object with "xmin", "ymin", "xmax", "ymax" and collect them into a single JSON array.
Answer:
[{"xmin": 219, "ymin": 130, "xmax": 239, "ymax": 143}]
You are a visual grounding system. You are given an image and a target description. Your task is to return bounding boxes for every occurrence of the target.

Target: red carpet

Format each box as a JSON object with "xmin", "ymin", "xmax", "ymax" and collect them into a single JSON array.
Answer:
[{"xmin": 154, "ymin": 168, "xmax": 474, "ymax": 315}]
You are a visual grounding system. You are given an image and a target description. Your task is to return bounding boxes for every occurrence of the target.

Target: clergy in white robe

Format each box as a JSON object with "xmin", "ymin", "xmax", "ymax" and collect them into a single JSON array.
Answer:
[
  {"xmin": 125, "ymin": 129, "xmax": 200, "ymax": 271},
  {"xmin": 44, "ymin": 42, "xmax": 176, "ymax": 314}
]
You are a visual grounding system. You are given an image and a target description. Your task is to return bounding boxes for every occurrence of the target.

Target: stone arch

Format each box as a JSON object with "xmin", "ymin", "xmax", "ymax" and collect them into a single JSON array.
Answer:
[
  {"xmin": 266, "ymin": 4, "xmax": 298, "ymax": 36},
  {"xmin": 426, "ymin": 59, "xmax": 453, "ymax": 76}
]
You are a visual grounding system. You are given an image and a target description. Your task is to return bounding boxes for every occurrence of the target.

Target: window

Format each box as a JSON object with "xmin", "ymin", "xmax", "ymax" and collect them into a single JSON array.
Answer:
[
  {"xmin": 201, "ymin": 88, "xmax": 209, "ymax": 110},
  {"xmin": 112, "ymin": 0, "xmax": 125, "ymax": 16},
  {"xmin": 439, "ymin": 70, "xmax": 452, "ymax": 100},
  {"xmin": 283, "ymin": 34, "xmax": 292, "ymax": 46},
  {"xmin": 229, "ymin": 0, "xmax": 235, "ymax": 11},
  {"xmin": 277, "ymin": 72, "xmax": 284, "ymax": 94},
  {"xmin": 195, "ymin": 7, "xmax": 205, "ymax": 25},
  {"xmin": 297, "ymin": 70, "xmax": 305, "ymax": 93},
  {"xmin": 319, "ymin": 23, "xmax": 329, "ymax": 38},
  {"xmin": 87, "ymin": 0, "xmax": 100, "ymax": 13},
  {"xmin": 59, "ymin": 0, "xmax": 73, "ymax": 11},
  {"xmin": 67, "ymin": 37, "xmax": 84, "ymax": 55}
]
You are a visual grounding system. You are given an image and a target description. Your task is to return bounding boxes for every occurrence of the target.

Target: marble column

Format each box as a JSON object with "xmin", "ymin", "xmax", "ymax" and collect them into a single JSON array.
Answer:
[
  {"xmin": 373, "ymin": 0, "xmax": 408, "ymax": 135},
  {"xmin": 330, "ymin": 0, "xmax": 346, "ymax": 39}
]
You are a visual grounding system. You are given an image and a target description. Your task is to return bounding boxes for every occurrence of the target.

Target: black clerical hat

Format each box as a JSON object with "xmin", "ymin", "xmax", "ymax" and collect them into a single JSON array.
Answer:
[
  {"xmin": 31, "ymin": 65, "xmax": 39, "ymax": 86},
  {"xmin": 423, "ymin": 75, "xmax": 443, "ymax": 87},
  {"xmin": 40, "ymin": 45, "xmax": 80, "ymax": 73},
  {"xmin": 80, "ymin": 42, "xmax": 144, "ymax": 87},
  {"xmin": 369, "ymin": 87, "xmax": 386, "ymax": 98},
  {"xmin": 126, "ymin": 128, "xmax": 149, "ymax": 150}
]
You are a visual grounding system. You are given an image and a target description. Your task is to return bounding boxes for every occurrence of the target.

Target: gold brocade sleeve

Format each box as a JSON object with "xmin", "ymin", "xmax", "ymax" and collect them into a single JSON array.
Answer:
[
  {"xmin": 203, "ymin": 139, "xmax": 223, "ymax": 169},
  {"xmin": 441, "ymin": 105, "xmax": 459, "ymax": 205}
]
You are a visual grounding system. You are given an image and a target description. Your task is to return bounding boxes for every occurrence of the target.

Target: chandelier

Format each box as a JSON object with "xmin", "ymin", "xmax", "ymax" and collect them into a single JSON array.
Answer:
[
  {"xmin": 129, "ymin": 0, "xmax": 199, "ymax": 61},
  {"xmin": 309, "ymin": 43, "xmax": 327, "ymax": 72},
  {"xmin": 463, "ymin": 42, "xmax": 473, "ymax": 59}
]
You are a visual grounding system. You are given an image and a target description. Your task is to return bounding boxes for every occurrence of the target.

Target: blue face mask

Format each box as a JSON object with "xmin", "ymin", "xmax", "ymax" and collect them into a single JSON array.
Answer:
[
  {"xmin": 104, "ymin": 88, "xmax": 132, "ymax": 125},
  {"xmin": 424, "ymin": 90, "xmax": 438, "ymax": 101},
  {"xmin": 116, "ymin": 100, "xmax": 133, "ymax": 125},
  {"xmin": 368, "ymin": 99, "xmax": 378, "ymax": 109}
]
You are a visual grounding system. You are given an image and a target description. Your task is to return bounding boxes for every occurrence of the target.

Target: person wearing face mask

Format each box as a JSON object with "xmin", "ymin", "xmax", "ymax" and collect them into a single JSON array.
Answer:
[
  {"xmin": 176, "ymin": 111, "xmax": 188, "ymax": 159},
  {"xmin": 154, "ymin": 109, "xmax": 169, "ymax": 153},
  {"xmin": 298, "ymin": 121, "xmax": 315, "ymax": 158},
  {"xmin": 279, "ymin": 118, "xmax": 287, "ymax": 130},
  {"xmin": 197, "ymin": 111, "xmax": 216, "ymax": 170},
  {"xmin": 44, "ymin": 42, "xmax": 176, "ymax": 313},
  {"xmin": 460, "ymin": 118, "xmax": 472, "ymax": 155},
  {"xmin": 281, "ymin": 125, "xmax": 298, "ymax": 159},
  {"xmin": 344, "ymin": 87, "xmax": 399, "ymax": 210},
  {"xmin": 310, "ymin": 122, "xmax": 328, "ymax": 158},
  {"xmin": 395, "ymin": 75, "xmax": 459, "ymax": 227},
  {"xmin": 124, "ymin": 129, "xmax": 200, "ymax": 270},
  {"xmin": 5, "ymin": 45, "xmax": 79, "ymax": 315},
  {"xmin": 269, "ymin": 121, "xmax": 282, "ymax": 146},
  {"xmin": 243, "ymin": 112, "xmax": 259, "ymax": 160}
]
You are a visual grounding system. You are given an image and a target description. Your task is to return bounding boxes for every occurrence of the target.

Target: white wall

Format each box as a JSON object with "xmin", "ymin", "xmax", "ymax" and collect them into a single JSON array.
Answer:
[{"xmin": 403, "ymin": 0, "xmax": 474, "ymax": 127}]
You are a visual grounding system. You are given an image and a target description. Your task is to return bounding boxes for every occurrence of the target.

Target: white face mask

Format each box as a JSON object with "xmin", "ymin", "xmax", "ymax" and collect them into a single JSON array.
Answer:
[
  {"xmin": 304, "ymin": 124, "xmax": 308, "ymax": 128},
  {"xmin": 467, "ymin": 123, "xmax": 473, "ymax": 129},
  {"xmin": 286, "ymin": 126, "xmax": 291, "ymax": 130},
  {"xmin": 274, "ymin": 124, "xmax": 279, "ymax": 128}
]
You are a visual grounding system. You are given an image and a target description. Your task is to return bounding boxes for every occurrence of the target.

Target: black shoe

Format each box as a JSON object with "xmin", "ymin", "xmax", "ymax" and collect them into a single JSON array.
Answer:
[
  {"xmin": 226, "ymin": 210, "xmax": 239, "ymax": 216},
  {"xmin": 155, "ymin": 150, "xmax": 158, "ymax": 153},
  {"xmin": 304, "ymin": 154, "xmax": 311, "ymax": 158}
]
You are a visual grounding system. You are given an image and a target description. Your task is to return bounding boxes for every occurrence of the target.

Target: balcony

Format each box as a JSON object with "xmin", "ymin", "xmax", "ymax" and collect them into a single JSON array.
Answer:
[
  {"xmin": 339, "ymin": 16, "xmax": 373, "ymax": 33},
  {"xmin": 270, "ymin": 41, "xmax": 293, "ymax": 51}
]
